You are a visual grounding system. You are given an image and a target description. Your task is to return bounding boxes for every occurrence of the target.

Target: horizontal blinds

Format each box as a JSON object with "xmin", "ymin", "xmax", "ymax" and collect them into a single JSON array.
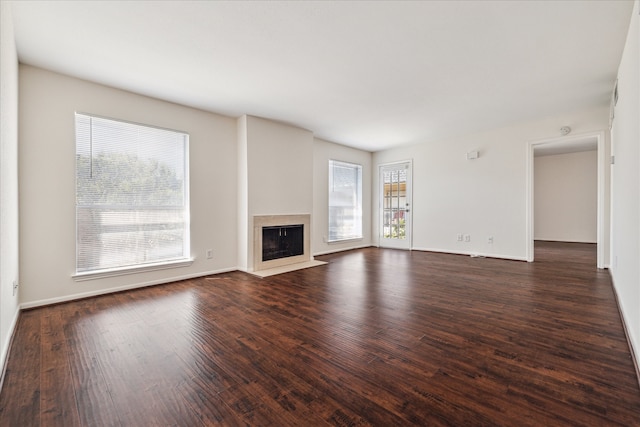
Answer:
[
  {"xmin": 75, "ymin": 113, "xmax": 189, "ymax": 273},
  {"xmin": 328, "ymin": 160, "xmax": 363, "ymax": 241}
]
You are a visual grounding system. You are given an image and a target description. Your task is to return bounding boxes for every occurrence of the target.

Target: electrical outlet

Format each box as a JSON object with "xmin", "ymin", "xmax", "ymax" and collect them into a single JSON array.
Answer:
[
  {"xmin": 488, "ymin": 236, "xmax": 494, "ymax": 244},
  {"xmin": 456, "ymin": 234, "xmax": 463, "ymax": 242},
  {"xmin": 464, "ymin": 234, "xmax": 471, "ymax": 242},
  {"xmin": 12, "ymin": 280, "xmax": 18, "ymax": 296},
  {"xmin": 206, "ymin": 249, "xmax": 213, "ymax": 259}
]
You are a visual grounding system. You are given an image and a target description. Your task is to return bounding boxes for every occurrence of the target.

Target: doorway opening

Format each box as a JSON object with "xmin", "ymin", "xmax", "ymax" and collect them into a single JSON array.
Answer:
[{"xmin": 526, "ymin": 131, "xmax": 607, "ymax": 268}]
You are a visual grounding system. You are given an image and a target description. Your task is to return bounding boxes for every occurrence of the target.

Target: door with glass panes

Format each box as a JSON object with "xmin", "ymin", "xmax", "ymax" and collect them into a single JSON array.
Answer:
[{"xmin": 379, "ymin": 161, "xmax": 412, "ymax": 249}]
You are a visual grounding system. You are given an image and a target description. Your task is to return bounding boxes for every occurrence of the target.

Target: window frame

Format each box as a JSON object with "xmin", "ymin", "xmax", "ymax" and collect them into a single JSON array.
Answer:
[
  {"xmin": 328, "ymin": 159, "xmax": 363, "ymax": 243},
  {"xmin": 73, "ymin": 112, "xmax": 192, "ymax": 280}
]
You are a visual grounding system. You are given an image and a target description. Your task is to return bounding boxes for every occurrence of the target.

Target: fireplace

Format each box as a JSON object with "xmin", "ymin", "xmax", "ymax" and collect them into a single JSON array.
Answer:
[
  {"xmin": 262, "ymin": 225, "xmax": 304, "ymax": 261},
  {"xmin": 253, "ymin": 214, "xmax": 311, "ymax": 272}
]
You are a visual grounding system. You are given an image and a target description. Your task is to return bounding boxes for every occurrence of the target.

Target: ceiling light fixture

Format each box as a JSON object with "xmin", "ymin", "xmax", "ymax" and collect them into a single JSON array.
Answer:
[{"xmin": 560, "ymin": 126, "xmax": 572, "ymax": 136}]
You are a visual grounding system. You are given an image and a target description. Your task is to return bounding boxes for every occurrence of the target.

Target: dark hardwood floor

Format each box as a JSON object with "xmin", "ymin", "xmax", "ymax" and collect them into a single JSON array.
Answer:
[{"xmin": 1, "ymin": 242, "xmax": 639, "ymax": 426}]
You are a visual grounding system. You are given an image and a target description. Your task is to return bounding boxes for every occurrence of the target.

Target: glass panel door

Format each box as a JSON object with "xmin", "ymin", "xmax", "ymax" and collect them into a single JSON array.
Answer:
[{"xmin": 380, "ymin": 161, "xmax": 412, "ymax": 249}]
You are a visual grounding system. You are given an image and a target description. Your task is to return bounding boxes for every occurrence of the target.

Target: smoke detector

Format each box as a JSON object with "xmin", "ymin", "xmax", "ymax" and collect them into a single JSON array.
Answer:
[{"xmin": 560, "ymin": 126, "xmax": 571, "ymax": 136}]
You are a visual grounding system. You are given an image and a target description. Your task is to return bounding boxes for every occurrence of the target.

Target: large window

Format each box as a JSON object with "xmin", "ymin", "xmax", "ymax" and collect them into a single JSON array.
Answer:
[
  {"xmin": 75, "ymin": 113, "xmax": 190, "ymax": 276},
  {"xmin": 328, "ymin": 160, "xmax": 363, "ymax": 242}
]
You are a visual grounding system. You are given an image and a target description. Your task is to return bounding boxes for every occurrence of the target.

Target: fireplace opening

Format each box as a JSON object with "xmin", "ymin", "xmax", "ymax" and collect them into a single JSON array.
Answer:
[{"xmin": 262, "ymin": 224, "xmax": 304, "ymax": 262}]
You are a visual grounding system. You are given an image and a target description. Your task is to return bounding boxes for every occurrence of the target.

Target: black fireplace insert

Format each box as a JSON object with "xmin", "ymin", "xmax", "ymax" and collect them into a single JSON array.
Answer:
[{"xmin": 262, "ymin": 225, "xmax": 304, "ymax": 262}]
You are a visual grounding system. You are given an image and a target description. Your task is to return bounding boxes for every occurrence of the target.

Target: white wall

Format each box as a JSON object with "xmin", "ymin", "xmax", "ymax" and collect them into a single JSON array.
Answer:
[
  {"xmin": 19, "ymin": 65, "xmax": 239, "ymax": 306},
  {"xmin": 237, "ymin": 115, "xmax": 314, "ymax": 271},
  {"xmin": 534, "ymin": 150, "xmax": 597, "ymax": 243},
  {"xmin": 18, "ymin": 67, "xmax": 366, "ymax": 304},
  {"xmin": 0, "ymin": 1, "xmax": 21, "ymax": 370},
  {"xmin": 313, "ymin": 138, "xmax": 373, "ymax": 255},
  {"xmin": 610, "ymin": 0, "xmax": 640, "ymax": 371},
  {"xmin": 372, "ymin": 107, "xmax": 610, "ymax": 260}
]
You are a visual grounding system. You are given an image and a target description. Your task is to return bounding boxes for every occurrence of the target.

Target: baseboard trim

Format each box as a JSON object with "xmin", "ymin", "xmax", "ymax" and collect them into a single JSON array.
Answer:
[
  {"xmin": 609, "ymin": 271, "xmax": 640, "ymax": 388},
  {"xmin": 411, "ymin": 247, "xmax": 528, "ymax": 262},
  {"xmin": 20, "ymin": 267, "xmax": 238, "ymax": 310},
  {"xmin": 0, "ymin": 305, "xmax": 21, "ymax": 393},
  {"xmin": 533, "ymin": 239, "xmax": 597, "ymax": 244},
  {"xmin": 314, "ymin": 245, "xmax": 527, "ymax": 262},
  {"xmin": 313, "ymin": 244, "xmax": 373, "ymax": 257}
]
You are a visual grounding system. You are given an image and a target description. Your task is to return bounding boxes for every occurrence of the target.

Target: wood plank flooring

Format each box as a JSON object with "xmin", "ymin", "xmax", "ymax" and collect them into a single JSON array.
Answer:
[{"xmin": 1, "ymin": 242, "xmax": 639, "ymax": 426}]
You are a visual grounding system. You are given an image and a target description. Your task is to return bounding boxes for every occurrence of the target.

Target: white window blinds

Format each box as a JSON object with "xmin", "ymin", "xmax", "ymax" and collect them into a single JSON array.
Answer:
[
  {"xmin": 75, "ymin": 113, "xmax": 190, "ymax": 274},
  {"xmin": 328, "ymin": 160, "xmax": 363, "ymax": 242}
]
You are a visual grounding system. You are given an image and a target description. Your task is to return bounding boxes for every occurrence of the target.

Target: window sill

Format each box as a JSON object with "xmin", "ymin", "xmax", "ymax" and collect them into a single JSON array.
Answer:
[
  {"xmin": 327, "ymin": 237, "xmax": 363, "ymax": 245},
  {"xmin": 72, "ymin": 258, "xmax": 194, "ymax": 282}
]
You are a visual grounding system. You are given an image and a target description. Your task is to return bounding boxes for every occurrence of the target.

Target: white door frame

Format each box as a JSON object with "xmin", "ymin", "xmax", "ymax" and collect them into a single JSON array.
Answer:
[
  {"xmin": 379, "ymin": 160, "xmax": 413, "ymax": 250},
  {"xmin": 526, "ymin": 130, "xmax": 607, "ymax": 268}
]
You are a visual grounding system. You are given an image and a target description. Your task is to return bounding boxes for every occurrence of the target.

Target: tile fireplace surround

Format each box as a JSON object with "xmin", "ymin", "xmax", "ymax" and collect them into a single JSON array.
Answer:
[{"xmin": 252, "ymin": 214, "xmax": 325, "ymax": 277}]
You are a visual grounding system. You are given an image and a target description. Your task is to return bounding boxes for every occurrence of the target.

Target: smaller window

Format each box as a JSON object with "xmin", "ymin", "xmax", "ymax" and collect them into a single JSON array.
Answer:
[{"xmin": 328, "ymin": 160, "xmax": 363, "ymax": 242}]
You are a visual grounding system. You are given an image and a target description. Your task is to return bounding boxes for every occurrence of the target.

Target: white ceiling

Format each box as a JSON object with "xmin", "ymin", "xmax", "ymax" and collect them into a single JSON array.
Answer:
[{"xmin": 10, "ymin": 0, "xmax": 633, "ymax": 152}]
